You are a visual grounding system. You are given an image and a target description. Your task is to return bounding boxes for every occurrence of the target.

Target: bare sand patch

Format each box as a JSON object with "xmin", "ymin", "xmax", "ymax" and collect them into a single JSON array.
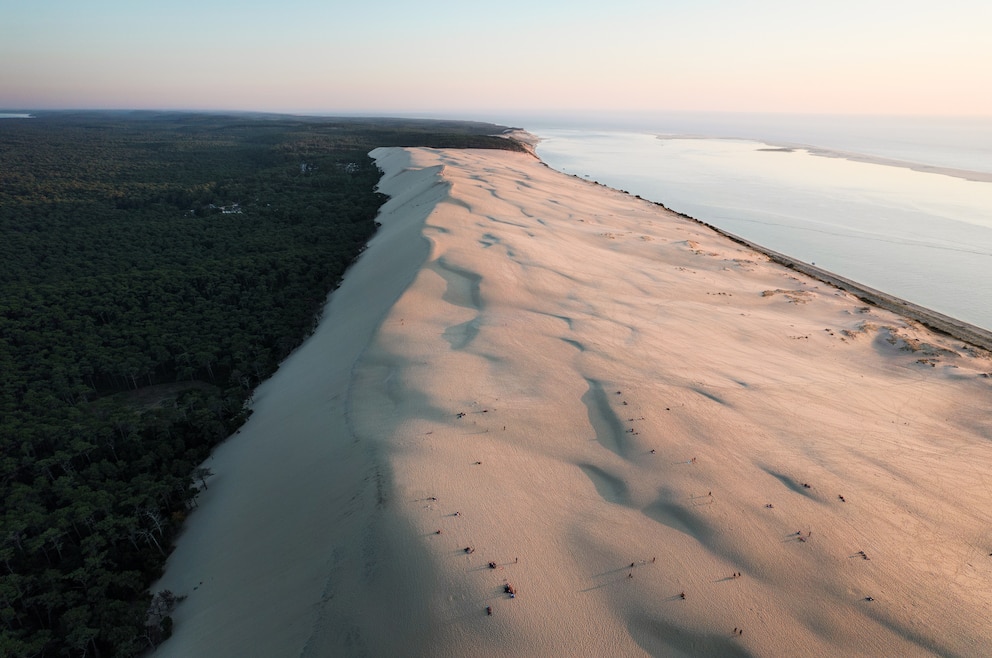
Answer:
[{"xmin": 155, "ymin": 146, "xmax": 992, "ymax": 657}]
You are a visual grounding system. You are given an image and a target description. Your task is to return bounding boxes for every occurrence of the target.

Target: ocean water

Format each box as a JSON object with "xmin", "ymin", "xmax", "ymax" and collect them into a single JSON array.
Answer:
[{"xmin": 529, "ymin": 115, "xmax": 992, "ymax": 332}]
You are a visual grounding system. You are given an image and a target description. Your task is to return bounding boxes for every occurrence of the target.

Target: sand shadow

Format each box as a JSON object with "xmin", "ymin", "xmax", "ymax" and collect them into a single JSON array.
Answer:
[
  {"xmin": 478, "ymin": 232, "xmax": 501, "ymax": 248},
  {"xmin": 627, "ymin": 614, "xmax": 756, "ymax": 658},
  {"xmin": 443, "ymin": 317, "xmax": 481, "ymax": 350},
  {"xmin": 691, "ymin": 387, "xmax": 729, "ymax": 406},
  {"xmin": 577, "ymin": 463, "xmax": 632, "ymax": 507},
  {"xmin": 761, "ymin": 467, "xmax": 819, "ymax": 500},
  {"xmin": 434, "ymin": 257, "xmax": 482, "ymax": 310},
  {"xmin": 561, "ymin": 337, "xmax": 586, "ymax": 352},
  {"xmin": 581, "ymin": 378, "xmax": 633, "ymax": 460},
  {"xmin": 642, "ymin": 495, "xmax": 715, "ymax": 542}
]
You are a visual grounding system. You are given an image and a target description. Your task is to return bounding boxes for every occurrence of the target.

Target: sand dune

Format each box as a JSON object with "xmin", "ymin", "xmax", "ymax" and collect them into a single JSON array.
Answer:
[{"xmin": 154, "ymin": 146, "xmax": 992, "ymax": 657}]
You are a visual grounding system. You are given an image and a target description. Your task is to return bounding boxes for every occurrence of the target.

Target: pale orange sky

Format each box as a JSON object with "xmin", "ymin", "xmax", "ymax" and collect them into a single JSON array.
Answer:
[{"xmin": 1, "ymin": 0, "xmax": 990, "ymax": 117}]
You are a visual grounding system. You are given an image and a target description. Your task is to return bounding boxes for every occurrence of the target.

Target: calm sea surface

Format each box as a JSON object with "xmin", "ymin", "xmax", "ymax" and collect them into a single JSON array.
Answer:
[{"xmin": 529, "ymin": 115, "xmax": 992, "ymax": 332}]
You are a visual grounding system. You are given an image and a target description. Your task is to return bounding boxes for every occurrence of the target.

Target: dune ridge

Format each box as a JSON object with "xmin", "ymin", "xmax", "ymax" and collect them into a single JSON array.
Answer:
[{"xmin": 155, "ymin": 146, "xmax": 992, "ymax": 657}]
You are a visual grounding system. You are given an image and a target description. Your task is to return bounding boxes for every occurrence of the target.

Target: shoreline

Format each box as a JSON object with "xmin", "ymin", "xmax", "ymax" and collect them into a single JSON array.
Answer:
[
  {"xmin": 652, "ymin": 203, "xmax": 992, "ymax": 353},
  {"xmin": 518, "ymin": 129, "xmax": 992, "ymax": 351},
  {"xmin": 702, "ymin": 223, "xmax": 992, "ymax": 352},
  {"xmin": 154, "ymin": 144, "xmax": 992, "ymax": 656}
]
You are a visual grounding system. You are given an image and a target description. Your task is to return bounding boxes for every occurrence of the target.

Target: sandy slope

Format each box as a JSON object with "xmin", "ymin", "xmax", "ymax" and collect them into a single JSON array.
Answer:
[{"xmin": 155, "ymin": 146, "xmax": 992, "ymax": 657}]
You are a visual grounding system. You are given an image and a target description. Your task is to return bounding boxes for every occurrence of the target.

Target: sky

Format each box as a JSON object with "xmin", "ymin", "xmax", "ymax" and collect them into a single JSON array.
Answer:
[{"xmin": 2, "ymin": 0, "xmax": 991, "ymax": 120}]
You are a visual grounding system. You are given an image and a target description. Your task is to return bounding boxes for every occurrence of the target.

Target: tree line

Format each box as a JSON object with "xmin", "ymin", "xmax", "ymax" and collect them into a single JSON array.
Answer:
[{"xmin": 0, "ymin": 111, "xmax": 525, "ymax": 656}]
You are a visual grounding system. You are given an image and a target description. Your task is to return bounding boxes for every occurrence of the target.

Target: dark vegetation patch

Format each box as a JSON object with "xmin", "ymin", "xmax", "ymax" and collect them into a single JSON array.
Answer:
[{"xmin": 0, "ymin": 111, "xmax": 523, "ymax": 657}]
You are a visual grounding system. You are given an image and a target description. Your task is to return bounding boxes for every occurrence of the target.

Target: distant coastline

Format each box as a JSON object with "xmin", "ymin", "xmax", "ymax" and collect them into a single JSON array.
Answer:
[
  {"xmin": 657, "ymin": 135, "xmax": 992, "ymax": 183},
  {"xmin": 516, "ymin": 130, "xmax": 992, "ymax": 353}
]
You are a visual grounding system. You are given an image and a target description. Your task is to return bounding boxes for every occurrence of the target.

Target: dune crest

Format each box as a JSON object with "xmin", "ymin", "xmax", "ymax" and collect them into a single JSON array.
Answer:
[
  {"xmin": 353, "ymin": 147, "xmax": 992, "ymax": 656},
  {"xmin": 156, "ymin": 146, "xmax": 992, "ymax": 657}
]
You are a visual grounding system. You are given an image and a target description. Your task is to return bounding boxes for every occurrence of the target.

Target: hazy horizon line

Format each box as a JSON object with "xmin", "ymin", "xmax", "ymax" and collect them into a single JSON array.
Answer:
[{"xmin": 4, "ymin": 107, "xmax": 992, "ymax": 122}]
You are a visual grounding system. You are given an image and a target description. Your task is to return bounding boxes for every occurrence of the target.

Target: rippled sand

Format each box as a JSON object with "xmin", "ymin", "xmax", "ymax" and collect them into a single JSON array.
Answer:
[{"xmin": 155, "ymin": 146, "xmax": 992, "ymax": 657}]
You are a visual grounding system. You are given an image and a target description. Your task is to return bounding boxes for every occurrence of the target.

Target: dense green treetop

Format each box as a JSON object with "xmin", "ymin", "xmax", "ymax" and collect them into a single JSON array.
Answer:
[{"xmin": 0, "ymin": 112, "xmax": 524, "ymax": 657}]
